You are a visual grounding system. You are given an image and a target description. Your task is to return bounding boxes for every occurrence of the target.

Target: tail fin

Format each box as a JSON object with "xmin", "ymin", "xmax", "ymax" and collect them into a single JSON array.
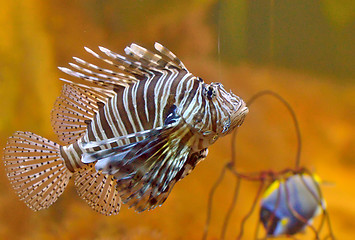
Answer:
[{"xmin": 3, "ymin": 131, "xmax": 72, "ymax": 211}]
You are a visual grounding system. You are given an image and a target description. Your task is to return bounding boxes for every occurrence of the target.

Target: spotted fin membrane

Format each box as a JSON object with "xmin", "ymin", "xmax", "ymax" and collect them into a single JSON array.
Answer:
[{"xmin": 3, "ymin": 131, "xmax": 72, "ymax": 211}]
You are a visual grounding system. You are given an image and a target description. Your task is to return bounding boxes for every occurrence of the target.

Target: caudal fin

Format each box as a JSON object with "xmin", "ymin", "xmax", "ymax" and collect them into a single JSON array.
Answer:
[{"xmin": 3, "ymin": 131, "xmax": 72, "ymax": 211}]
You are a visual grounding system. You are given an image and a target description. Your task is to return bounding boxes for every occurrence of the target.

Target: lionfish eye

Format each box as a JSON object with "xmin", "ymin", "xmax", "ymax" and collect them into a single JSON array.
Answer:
[{"xmin": 206, "ymin": 86, "xmax": 216, "ymax": 100}]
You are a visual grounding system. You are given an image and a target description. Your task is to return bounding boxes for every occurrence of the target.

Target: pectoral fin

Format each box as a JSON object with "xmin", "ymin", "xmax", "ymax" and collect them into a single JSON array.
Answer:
[{"xmin": 81, "ymin": 116, "xmax": 194, "ymax": 212}]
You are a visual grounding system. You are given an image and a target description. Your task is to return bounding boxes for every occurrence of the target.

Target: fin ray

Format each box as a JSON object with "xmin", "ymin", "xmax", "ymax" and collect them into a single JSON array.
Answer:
[
  {"xmin": 58, "ymin": 43, "xmax": 190, "ymax": 93},
  {"xmin": 84, "ymin": 119, "xmax": 194, "ymax": 212},
  {"xmin": 74, "ymin": 164, "xmax": 121, "ymax": 216},
  {"xmin": 154, "ymin": 42, "xmax": 187, "ymax": 70},
  {"xmin": 51, "ymin": 84, "xmax": 108, "ymax": 144},
  {"xmin": 125, "ymin": 43, "xmax": 186, "ymax": 71},
  {"xmin": 3, "ymin": 131, "xmax": 72, "ymax": 211}
]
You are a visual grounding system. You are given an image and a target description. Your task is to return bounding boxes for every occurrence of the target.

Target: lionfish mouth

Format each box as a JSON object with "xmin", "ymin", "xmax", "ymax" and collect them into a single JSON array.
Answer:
[
  {"xmin": 220, "ymin": 98, "xmax": 248, "ymax": 135},
  {"xmin": 232, "ymin": 100, "xmax": 248, "ymax": 128}
]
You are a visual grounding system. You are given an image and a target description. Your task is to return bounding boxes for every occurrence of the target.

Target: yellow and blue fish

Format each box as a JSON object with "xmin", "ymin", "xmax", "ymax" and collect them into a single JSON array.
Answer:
[{"xmin": 260, "ymin": 173, "xmax": 324, "ymax": 236}]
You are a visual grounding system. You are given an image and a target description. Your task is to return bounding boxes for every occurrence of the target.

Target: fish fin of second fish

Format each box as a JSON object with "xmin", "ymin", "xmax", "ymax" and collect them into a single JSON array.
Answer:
[
  {"xmin": 82, "ymin": 119, "xmax": 193, "ymax": 212},
  {"xmin": 74, "ymin": 163, "xmax": 121, "ymax": 216},
  {"xmin": 51, "ymin": 84, "xmax": 108, "ymax": 145},
  {"xmin": 3, "ymin": 131, "xmax": 72, "ymax": 211}
]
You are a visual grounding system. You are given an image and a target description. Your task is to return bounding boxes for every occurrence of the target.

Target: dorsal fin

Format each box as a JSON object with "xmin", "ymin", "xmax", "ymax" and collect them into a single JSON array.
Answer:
[
  {"xmin": 58, "ymin": 43, "xmax": 189, "ymax": 93},
  {"xmin": 154, "ymin": 42, "xmax": 187, "ymax": 70},
  {"xmin": 124, "ymin": 42, "xmax": 187, "ymax": 71},
  {"xmin": 51, "ymin": 84, "xmax": 109, "ymax": 145}
]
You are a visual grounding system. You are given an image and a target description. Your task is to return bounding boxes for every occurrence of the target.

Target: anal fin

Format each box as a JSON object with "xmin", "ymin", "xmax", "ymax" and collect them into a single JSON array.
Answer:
[{"xmin": 74, "ymin": 164, "xmax": 121, "ymax": 216}]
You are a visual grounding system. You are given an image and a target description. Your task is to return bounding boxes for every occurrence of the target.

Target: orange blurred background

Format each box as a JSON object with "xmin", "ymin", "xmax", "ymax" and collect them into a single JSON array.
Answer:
[{"xmin": 0, "ymin": 1, "xmax": 354, "ymax": 239}]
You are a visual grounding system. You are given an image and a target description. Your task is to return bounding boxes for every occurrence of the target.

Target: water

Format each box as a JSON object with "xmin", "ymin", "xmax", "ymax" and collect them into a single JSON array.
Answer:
[{"xmin": 0, "ymin": 1, "xmax": 354, "ymax": 239}]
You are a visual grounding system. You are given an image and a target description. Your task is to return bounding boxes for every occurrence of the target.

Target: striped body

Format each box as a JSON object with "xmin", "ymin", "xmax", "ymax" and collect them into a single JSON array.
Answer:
[
  {"xmin": 60, "ymin": 67, "xmax": 246, "ymax": 174},
  {"xmin": 61, "ymin": 69, "xmax": 194, "ymax": 171},
  {"xmin": 4, "ymin": 43, "xmax": 248, "ymax": 215}
]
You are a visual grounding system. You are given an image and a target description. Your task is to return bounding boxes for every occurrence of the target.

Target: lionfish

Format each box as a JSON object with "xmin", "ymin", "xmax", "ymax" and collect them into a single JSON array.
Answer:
[{"xmin": 3, "ymin": 43, "xmax": 248, "ymax": 215}]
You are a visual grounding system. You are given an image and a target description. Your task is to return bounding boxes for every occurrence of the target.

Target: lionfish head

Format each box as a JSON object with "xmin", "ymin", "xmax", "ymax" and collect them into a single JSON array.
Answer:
[{"xmin": 203, "ymin": 82, "xmax": 248, "ymax": 136}]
